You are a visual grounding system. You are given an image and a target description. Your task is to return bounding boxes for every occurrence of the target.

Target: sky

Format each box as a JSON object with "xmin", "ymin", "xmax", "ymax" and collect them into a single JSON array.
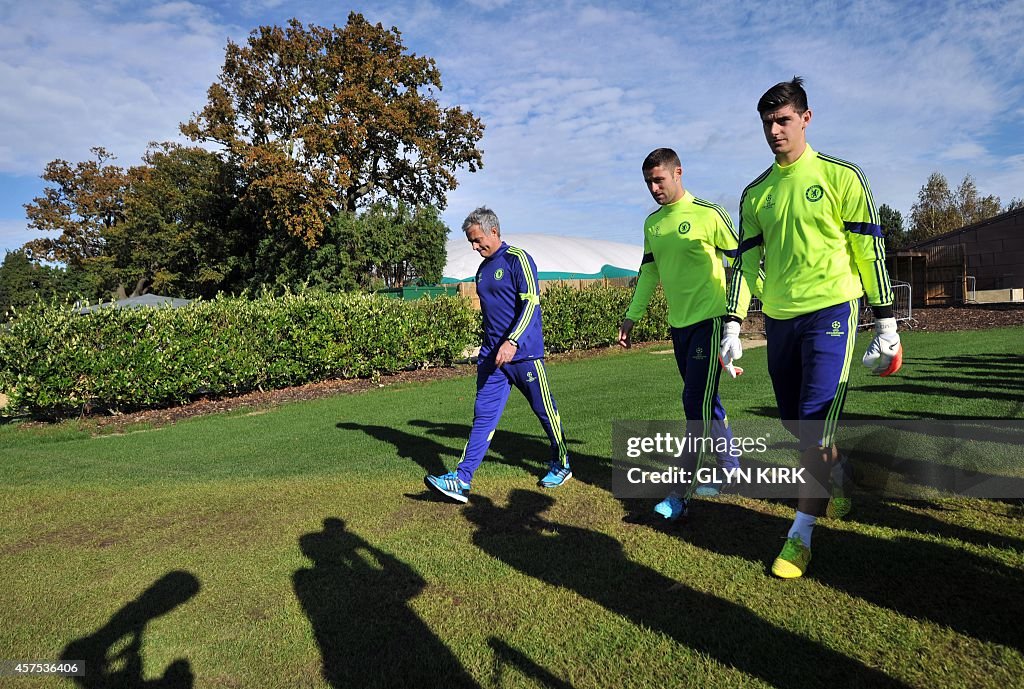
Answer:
[{"xmin": 1, "ymin": 0, "xmax": 1023, "ymax": 256}]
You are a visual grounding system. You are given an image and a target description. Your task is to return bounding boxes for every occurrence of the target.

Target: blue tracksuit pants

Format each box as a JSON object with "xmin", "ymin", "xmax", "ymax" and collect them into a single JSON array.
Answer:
[
  {"xmin": 456, "ymin": 358, "xmax": 569, "ymax": 485},
  {"xmin": 764, "ymin": 299, "xmax": 859, "ymax": 515},
  {"xmin": 671, "ymin": 317, "xmax": 739, "ymax": 475}
]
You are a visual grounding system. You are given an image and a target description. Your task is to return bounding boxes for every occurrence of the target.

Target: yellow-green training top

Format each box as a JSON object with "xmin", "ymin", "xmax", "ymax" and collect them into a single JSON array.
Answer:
[
  {"xmin": 627, "ymin": 190, "xmax": 750, "ymax": 329},
  {"xmin": 727, "ymin": 144, "xmax": 893, "ymax": 320}
]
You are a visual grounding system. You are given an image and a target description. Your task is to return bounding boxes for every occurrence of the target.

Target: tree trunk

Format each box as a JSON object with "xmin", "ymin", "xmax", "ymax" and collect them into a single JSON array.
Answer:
[{"xmin": 130, "ymin": 276, "xmax": 150, "ymax": 297}]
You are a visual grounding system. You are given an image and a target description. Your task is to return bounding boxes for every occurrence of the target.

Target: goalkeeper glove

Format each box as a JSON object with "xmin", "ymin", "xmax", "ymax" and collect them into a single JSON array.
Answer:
[
  {"xmin": 721, "ymin": 360, "xmax": 744, "ymax": 378},
  {"xmin": 861, "ymin": 317, "xmax": 903, "ymax": 376},
  {"xmin": 719, "ymin": 320, "xmax": 744, "ymax": 378}
]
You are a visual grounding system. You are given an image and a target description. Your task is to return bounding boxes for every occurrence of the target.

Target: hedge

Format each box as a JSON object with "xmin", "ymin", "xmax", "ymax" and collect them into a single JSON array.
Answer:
[
  {"xmin": 540, "ymin": 282, "xmax": 669, "ymax": 352},
  {"xmin": 0, "ymin": 292, "xmax": 477, "ymax": 418},
  {"xmin": 0, "ymin": 283, "xmax": 668, "ymax": 419}
]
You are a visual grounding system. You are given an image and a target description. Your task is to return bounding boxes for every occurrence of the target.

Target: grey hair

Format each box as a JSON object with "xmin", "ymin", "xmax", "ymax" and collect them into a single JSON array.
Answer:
[{"xmin": 462, "ymin": 206, "xmax": 500, "ymax": 235}]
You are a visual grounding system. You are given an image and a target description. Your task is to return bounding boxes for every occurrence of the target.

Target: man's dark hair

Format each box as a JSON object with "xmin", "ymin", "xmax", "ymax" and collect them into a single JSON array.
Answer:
[
  {"xmin": 757, "ymin": 76, "xmax": 808, "ymax": 116},
  {"xmin": 642, "ymin": 148, "xmax": 681, "ymax": 171}
]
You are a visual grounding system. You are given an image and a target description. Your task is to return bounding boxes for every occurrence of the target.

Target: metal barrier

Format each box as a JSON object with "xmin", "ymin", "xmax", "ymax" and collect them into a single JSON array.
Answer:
[{"xmin": 858, "ymin": 280, "xmax": 916, "ymax": 329}]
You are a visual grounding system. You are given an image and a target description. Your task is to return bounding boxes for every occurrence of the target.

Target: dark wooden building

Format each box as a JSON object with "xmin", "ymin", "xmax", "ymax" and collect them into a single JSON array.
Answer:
[{"xmin": 890, "ymin": 206, "xmax": 1024, "ymax": 305}]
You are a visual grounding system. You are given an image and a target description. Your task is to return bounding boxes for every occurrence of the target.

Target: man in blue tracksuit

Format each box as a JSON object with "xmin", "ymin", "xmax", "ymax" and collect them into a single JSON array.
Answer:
[{"xmin": 425, "ymin": 207, "xmax": 572, "ymax": 503}]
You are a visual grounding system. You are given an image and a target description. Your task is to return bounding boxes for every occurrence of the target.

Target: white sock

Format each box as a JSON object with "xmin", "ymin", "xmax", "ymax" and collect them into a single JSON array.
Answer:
[{"xmin": 788, "ymin": 511, "xmax": 816, "ymax": 548}]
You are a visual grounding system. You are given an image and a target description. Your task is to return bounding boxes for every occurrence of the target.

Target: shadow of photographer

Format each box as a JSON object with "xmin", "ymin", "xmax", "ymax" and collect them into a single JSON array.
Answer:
[
  {"xmin": 293, "ymin": 517, "xmax": 478, "ymax": 688},
  {"xmin": 60, "ymin": 570, "xmax": 199, "ymax": 689}
]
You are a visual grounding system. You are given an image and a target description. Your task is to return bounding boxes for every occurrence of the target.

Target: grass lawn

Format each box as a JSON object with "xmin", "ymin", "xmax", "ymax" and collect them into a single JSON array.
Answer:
[{"xmin": 1, "ymin": 327, "xmax": 1022, "ymax": 688}]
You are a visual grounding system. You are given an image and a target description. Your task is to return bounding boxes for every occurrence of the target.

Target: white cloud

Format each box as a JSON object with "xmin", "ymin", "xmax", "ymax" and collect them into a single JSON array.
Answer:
[
  {"xmin": 463, "ymin": 0, "xmax": 514, "ymax": 10},
  {"xmin": 0, "ymin": 1, "xmax": 233, "ymax": 176},
  {"xmin": 432, "ymin": 0, "xmax": 1024, "ymax": 227},
  {"xmin": 940, "ymin": 142, "xmax": 989, "ymax": 161},
  {"xmin": 0, "ymin": 219, "xmax": 34, "ymax": 253},
  {"xmin": 1, "ymin": 0, "xmax": 1023, "ymax": 258}
]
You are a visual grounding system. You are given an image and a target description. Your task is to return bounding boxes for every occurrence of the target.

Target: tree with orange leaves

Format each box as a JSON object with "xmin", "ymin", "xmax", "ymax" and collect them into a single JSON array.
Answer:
[{"xmin": 181, "ymin": 13, "xmax": 484, "ymax": 248}]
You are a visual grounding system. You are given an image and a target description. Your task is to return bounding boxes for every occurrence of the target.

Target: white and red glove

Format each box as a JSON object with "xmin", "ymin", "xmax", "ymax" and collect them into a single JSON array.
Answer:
[
  {"xmin": 719, "ymin": 320, "xmax": 744, "ymax": 378},
  {"xmin": 862, "ymin": 317, "xmax": 903, "ymax": 376}
]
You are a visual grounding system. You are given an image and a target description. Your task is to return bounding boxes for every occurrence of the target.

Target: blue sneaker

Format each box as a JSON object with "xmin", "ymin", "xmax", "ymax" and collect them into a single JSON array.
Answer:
[
  {"xmin": 653, "ymin": 492, "xmax": 688, "ymax": 521},
  {"xmin": 698, "ymin": 461, "xmax": 739, "ymax": 498},
  {"xmin": 694, "ymin": 481, "xmax": 722, "ymax": 498},
  {"xmin": 424, "ymin": 472, "xmax": 470, "ymax": 503},
  {"xmin": 538, "ymin": 463, "xmax": 572, "ymax": 488}
]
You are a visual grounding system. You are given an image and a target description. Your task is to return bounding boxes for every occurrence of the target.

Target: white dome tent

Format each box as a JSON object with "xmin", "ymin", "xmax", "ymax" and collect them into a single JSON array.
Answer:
[{"xmin": 442, "ymin": 233, "xmax": 643, "ymax": 283}]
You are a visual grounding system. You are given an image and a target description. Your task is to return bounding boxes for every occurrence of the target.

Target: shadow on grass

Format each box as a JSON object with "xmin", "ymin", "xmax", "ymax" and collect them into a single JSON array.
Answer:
[
  {"xmin": 488, "ymin": 638, "xmax": 574, "ymax": 689},
  {"xmin": 336, "ymin": 420, "xmax": 614, "ymax": 492},
  {"xmin": 293, "ymin": 517, "xmax": 478, "ymax": 688},
  {"xmin": 409, "ymin": 419, "xmax": 613, "ymax": 487},
  {"xmin": 60, "ymin": 570, "xmax": 199, "ymax": 688},
  {"xmin": 899, "ymin": 375, "xmax": 1024, "ymax": 393},
  {"xmin": 850, "ymin": 382, "xmax": 1024, "ymax": 404},
  {"xmin": 884, "ymin": 409, "xmax": 1024, "ymax": 422},
  {"xmin": 746, "ymin": 405, "xmax": 1024, "ymax": 425},
  {"xmin": 335, "ymin": 421, "xmax": 460, "ymax": 476},
  {"xmin": 890, "ymin": 352, "xmax": 1024, "ymax": 380},
  {"xmin": 678, "ymin": 500, "xmax": 1024, "ymax": 652},
  {"xmin": 847, "ymin": 447, "xmax": 1024, "ymax": 507},
  {"xmin": 829, "ymin": 495, "xmax": 1024, "ymax": 553},
  {"xmin": 466, "ymin": 490, "xmax": 910, "ymax": 689},
  {"xmin": 740, "ymin": 409, "xmax": 1024, "ymax": 504},
  {"xmin": 916, "ymin": 353, "xmax": 1024, "ymax": 369}
]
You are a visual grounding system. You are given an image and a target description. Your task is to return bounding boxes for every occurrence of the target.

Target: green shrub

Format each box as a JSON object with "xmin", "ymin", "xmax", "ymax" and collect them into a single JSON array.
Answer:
[
  {"xmin": 0, "ymin": 282, "xmax": 671, "ymax": 419},
  {"xmin": 540, "ymin": 282, "xmax": 669, "ymax": 353},
  {"xmin": 0, "ymin": 292, "xmax": 477, "ymax": 418}
]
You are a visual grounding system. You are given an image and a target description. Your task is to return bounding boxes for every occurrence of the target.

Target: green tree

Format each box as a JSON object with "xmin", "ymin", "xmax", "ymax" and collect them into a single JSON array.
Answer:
[
  {"xmin": 908, "ymin": 172, "xmax": 1002, "ymax": 246},
  {"xmin": 0, "ymin": 250, "xmax": 42, "ymax": 318},
  {"xmin": 109, "ymin": 143, "xmax": 243, "ymax": 298},
  {"xmin": 308, "ymin": 211, "xmax": 369, "ymax": 290},
  {"xmin": 953, "ymin": 175, "xmax": 1000, "ymax": 228},
  {"xmin": 878, "ymin": 203, "xmax": 905, "ymax": 251},
  {"xmin": 1003, "ymin": 197, "xmax": 1023, "ymax": 212},
  {"xmin": 0, "ymin": 251, "xmax": 92, "ymax": 320},
  {"xmin": 908, "ymin": 172, "xmax": 957, "ymax": 245},
  {"xmin": 23, "ymin": 144, "xmax": 245, "ymax": 298},
  {"xmin": 358, "ymin": 202, "xmax": 448, "ymax": 287},
  {"xmin": 403, "ymin": 205, "xmax": 449, "ymax": 286},
  {"xmin": 231, "ymin": 228, "xmax": 321, "ymax": 294},
  {"xmin": 181, "ymin": 13, "xmax": 484, "ymax": 248},
  {"xmin": 300, "ymin": 202, "xmax": 449, "ymax": 291}
]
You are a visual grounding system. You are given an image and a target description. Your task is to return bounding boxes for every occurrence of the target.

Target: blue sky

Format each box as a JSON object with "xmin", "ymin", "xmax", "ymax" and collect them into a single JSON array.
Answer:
[{"xmin": 1, "ymin": 0, "xmax": 1022, "ymax": 255}]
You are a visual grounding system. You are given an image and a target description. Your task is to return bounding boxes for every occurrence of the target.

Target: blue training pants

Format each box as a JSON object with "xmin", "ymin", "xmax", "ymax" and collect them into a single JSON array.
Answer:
[
  {"xmin": 456, "ymin": 358, "xmax": 569, "ymax": 485},
  {"xmin": 764, "ymin": 300, "xmax": 859, "ymax": 449},
  {"xmin": 671, "ymin": 317, "xmax": 739, "ymax": 476},
  {"xmin": 765, "ymin": 300, "xmax": 859, "ymax": 515}
]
